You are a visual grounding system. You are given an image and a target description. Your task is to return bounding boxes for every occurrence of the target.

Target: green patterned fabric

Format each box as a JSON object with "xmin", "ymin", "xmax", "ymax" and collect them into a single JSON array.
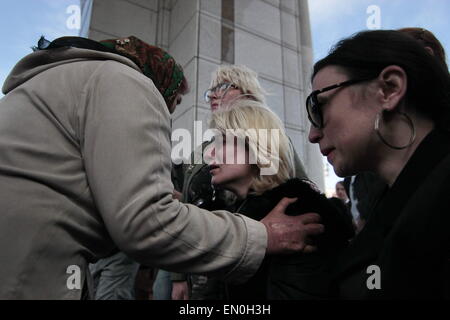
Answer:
[{"xmin": 100, "ymin": 36, "xmax": 184, "ymax": 107}]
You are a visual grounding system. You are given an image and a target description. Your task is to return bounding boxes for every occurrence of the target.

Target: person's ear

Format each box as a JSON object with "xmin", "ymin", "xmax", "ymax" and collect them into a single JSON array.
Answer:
[{"xmin": 376, "ymin": 65, "xmax": 407, "ymax": 112}]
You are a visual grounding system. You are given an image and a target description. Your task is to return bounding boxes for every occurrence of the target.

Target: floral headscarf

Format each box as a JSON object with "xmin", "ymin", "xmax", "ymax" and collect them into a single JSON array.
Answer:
[
  {"xmin": 100, "ymin": 36, "xmax": 185, "ymax": 107},
  {"xmin": 34, "ymin": 35, "xmax": 185, "ymax": 108}
]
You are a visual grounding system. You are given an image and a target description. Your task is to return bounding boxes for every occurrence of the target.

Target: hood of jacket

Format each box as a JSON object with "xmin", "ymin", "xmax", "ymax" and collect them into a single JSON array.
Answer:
[{"xmin": 2, "ymin": 46, "xmax": 141, "ymax": 94}]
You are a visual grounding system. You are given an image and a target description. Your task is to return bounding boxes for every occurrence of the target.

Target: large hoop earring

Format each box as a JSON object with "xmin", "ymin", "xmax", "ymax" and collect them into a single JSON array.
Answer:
[
  {"xmin": 219, "ymin": 92, "xmax": 253, "ymax": 110},
  {"xmin": 374, "ymin": 111, "xmax": 416, "ymax": 150}
]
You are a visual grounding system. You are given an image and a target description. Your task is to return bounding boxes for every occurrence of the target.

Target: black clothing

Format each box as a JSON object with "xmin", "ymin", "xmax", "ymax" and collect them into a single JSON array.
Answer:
[
  {"xmin": 335, "ymin": 130, "xmax": 450, "ymax": 299},
  {"xmin": 344, "ymin": 173, "xmax": 386, "ymax": 222}
]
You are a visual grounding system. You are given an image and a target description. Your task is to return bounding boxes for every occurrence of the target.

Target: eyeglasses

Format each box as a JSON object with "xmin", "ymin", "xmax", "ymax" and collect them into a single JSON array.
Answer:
[
  {"xmin": 204, "ymin": 82, "xmax": 238, "ymax": 103},
  {"xmin": 305, "ymin": 78, "xmax": 373, "ymax": 128}
]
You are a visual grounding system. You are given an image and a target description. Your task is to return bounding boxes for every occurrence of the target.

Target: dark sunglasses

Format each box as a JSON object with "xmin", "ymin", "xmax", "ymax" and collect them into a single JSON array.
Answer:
[{"xmin": 305, "ymin": 78, "xmax": 373, "ymax": 128}]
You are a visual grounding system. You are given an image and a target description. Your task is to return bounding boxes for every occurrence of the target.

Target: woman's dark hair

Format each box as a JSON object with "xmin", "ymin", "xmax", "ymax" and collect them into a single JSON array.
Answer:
[
  {"xmin": 398, "ymin": 27, "xmax": 448, "ymax": 70},
  {"xmin": 313, "ymin": 30, "xmax": 450, "ymax": 129}
]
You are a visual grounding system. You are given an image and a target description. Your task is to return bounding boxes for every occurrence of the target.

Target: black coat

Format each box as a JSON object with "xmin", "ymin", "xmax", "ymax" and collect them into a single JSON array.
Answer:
[
  {"xmin": 334, "ymin": 130, "xmax": 450, "ymax": 299},
  {"xmin": 227, "ymin": 178, "xmax": 354, "ymax": 300}
]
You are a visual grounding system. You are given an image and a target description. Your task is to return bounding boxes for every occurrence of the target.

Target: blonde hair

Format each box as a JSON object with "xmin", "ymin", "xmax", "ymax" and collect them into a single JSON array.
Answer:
[
  {"xmin": 210, "ymin": 65, "xmax": 267, "ymax": 104},
  {"xmin": 210, "ymin": 100, "xmax": 294, "ymax": 195}
]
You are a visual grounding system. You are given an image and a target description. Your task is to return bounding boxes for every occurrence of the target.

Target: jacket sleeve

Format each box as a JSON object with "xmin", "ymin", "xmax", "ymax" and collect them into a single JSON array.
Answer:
[{"xmin": 77, "ymin": 60, "xmax": 267, "ymax": 283}]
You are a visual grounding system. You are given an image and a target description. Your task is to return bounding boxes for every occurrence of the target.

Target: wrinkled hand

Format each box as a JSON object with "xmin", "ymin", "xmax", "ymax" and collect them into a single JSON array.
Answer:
[
  {"xmin": 261, "ymin": 197, "xmax": 324, "ymax": 255},
  {"xmin": 171, "ymin": 281, "xmax": 189, "ymax": 300}
]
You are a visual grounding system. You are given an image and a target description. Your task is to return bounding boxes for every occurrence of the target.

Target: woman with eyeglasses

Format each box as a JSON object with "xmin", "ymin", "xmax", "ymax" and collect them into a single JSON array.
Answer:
[
  {"xmin": 166, "ymin": 65, "xmax": 310, "ymax": 300},
  {"xmin": 204, "ymin": 65, "xmax": 266, "ymax": 111},
  {"xmin": 307, "ymin": 30, "xmax": 450, "ymax": 299}
]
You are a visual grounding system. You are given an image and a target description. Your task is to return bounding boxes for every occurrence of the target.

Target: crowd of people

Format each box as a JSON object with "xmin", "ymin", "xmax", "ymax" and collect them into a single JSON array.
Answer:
[{"xmin": 0, "ymin": 26, "xmax": 448, "ymax": 300}]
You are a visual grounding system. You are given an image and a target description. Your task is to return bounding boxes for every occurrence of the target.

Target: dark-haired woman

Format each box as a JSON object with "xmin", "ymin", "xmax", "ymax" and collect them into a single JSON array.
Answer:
[{"xmin": 307, "ymin": 30, "xmax": 450, "ymax": 299}]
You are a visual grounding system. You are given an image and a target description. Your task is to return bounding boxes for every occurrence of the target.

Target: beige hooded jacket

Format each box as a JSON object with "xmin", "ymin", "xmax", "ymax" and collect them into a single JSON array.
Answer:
[{"xmin": 0, "ymin": 47, "xmax": 266, "ymax": 299}]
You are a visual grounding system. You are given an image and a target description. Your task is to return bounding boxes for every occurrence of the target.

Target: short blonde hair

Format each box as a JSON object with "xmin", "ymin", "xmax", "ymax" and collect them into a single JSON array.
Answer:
[
  {"xmin": 210, "ymin": 100, "xmax": 294, "ymax": 195},
  {"xmin": 210, "ymin": 65, "xmax": 267, "ymax": 104}
]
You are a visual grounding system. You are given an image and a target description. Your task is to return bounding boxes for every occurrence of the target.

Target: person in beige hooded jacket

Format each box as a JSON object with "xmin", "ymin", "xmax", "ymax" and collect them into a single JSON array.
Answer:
[{"xmin": 0, "ymin": 36, "xmax": 323, "ymax": 299}]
